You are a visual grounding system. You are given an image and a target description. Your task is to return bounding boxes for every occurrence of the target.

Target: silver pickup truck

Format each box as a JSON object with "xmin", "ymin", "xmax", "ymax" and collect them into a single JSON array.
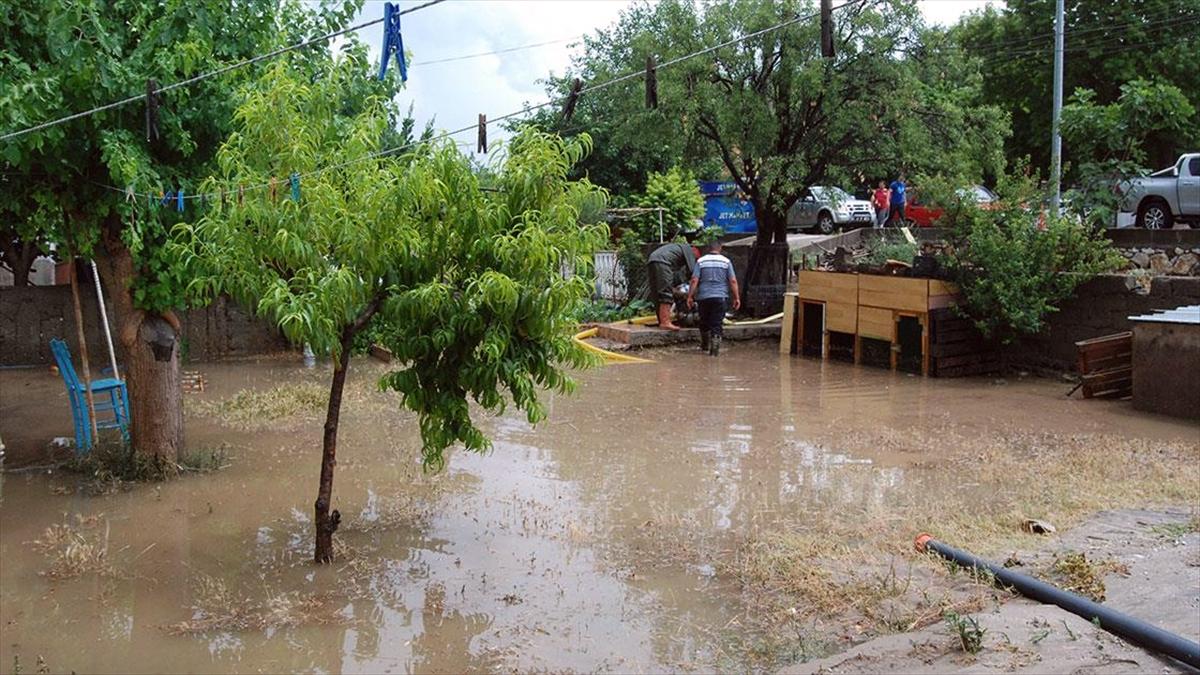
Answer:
[
  {"xmin": 1121, "ymin": 153, "xmax": 1200, "ymax": 229},
  {"xmin": 787, "ymin": 186, "xmax": 875, "ymax": 234}
]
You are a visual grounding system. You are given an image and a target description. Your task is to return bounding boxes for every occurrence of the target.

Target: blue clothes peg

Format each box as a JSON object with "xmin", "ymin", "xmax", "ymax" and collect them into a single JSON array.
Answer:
[
  {"xmin": 378, "ymin": 2, "xmax": 408, "ymax": 82},
  {"xmin": 160, "ymin": 190, "xmax": 173, "ymax": 208},
  {"xmin": 177, "ymin": 188, "xmax": 185, "ymax": 212},
  {"xmin": 290, "ymin": 173, "xmax": 300, "ymax": 202}
]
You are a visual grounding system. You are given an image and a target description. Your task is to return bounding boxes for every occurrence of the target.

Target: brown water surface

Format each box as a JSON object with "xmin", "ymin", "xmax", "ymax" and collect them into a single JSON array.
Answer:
[{"xmin": 1, "ymin": 344, "xmax": 1195, "ymax": 673}]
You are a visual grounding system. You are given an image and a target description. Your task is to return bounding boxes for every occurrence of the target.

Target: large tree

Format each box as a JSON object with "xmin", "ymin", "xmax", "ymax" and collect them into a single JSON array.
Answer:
[
  {"xmin": 0, "ymin": 0, "xmax": 402, "ymax": 463},
  {"xmin": 178, "ymin": 58, "xmax": 608, "ymax": 562},
  {"xmin": 952, "ymin": 0, "xmax": 1200, "ymax": 176},
  {"xmin": 529, "ymin": 0, "xmax": 1007, "ymax": 246}
]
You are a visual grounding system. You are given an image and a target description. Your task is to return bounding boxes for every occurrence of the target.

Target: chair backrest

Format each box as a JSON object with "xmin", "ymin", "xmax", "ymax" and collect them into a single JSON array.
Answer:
[{"xmin": 49, "ymin": 338, "xmax": 83, "ymax": 393}]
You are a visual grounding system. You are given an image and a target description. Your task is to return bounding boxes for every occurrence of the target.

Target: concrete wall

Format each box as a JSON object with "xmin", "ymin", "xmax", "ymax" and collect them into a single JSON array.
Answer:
[
  {"xmin": 1132, "ymin": 322, "xmax": 1200, "ymax": 420},
  {"xmin": 1009, "ymin": 275, "xmax": 1200, "ymax": 371},
  {"xmin": 0, "ymin": 285, "xmax": 289, "ymax": 367}
]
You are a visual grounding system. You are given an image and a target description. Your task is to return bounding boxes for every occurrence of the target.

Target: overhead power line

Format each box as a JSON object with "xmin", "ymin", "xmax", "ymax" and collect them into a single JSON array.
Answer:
[
  {"xmin": 412, "ymin": 36, "xmax": 584, "ymax": 66},
  {"xmin": 0, "ymin": 0, "xmax": 448, "ymax": 143},
  {"xmin": 99, "ymin": 0, "xmax": 862, "ymax": 202}
]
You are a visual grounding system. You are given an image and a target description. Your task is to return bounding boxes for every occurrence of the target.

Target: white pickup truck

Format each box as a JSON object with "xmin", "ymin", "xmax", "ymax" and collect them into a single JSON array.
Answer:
[{"xmin": 1121, "ymin": 153, "xmax": 1200, "ymax": 229}]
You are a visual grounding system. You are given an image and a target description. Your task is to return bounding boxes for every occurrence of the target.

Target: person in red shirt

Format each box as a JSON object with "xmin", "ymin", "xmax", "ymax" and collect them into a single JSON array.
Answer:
[{"xmin": 871, "ymin": 180, "xmax": 890, "ymax": 228}]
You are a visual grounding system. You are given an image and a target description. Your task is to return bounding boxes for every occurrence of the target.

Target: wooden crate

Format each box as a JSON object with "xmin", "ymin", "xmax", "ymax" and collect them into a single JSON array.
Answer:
[
  {"xmin": 858, "ymin": 275, "xmax": 928, "ymax": 313},
  {"xmin": 797, "ymin": 271, "xmax": 858, "ymax": 304},
  {"xmin": 1075, "ymin": 332, "xmax": 1132, "ymax": 399}
]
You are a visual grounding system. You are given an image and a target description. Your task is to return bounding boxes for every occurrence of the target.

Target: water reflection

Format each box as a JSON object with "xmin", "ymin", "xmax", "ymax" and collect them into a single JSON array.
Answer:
[{"xmin": 1, "ymin": 347, "xmax": 1194, "ymax": 673}]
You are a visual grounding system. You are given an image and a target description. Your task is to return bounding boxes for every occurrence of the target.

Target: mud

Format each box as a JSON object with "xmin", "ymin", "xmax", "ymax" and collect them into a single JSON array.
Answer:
[{"xmin": 1, "ymin": 344, "xmax": 1197, "ymax": 673}]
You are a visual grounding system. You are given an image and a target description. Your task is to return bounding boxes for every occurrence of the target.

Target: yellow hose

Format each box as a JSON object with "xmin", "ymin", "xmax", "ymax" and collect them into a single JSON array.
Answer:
[
  {"xmin": 625, "ymin": 314, "xmax": 658, "ymax": 325},
  {"xmin": 573, "ymin": 328, "xmax": 653, "ymax": 364}
]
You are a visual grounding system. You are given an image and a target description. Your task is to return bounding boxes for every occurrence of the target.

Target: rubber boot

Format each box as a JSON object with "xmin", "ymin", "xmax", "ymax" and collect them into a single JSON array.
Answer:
[
  {"xmin": 699, "ymin": 328, "xmax": 710, "ymax": 352},
  {"xmin": 709, "ymin": 334, "xmax": 722, "ymax": 357}
]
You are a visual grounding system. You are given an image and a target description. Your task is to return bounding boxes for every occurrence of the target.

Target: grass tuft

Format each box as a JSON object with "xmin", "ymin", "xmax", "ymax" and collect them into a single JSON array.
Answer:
[{"xmin": 193, "ymin": 382, "xmax": 328, "ymax": 429}]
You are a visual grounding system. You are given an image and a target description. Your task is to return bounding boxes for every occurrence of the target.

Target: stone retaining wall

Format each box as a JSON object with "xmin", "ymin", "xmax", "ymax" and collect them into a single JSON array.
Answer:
[{"xmin": 1009, "ymin": 274, "xmax": 1200, "ymax": 372}]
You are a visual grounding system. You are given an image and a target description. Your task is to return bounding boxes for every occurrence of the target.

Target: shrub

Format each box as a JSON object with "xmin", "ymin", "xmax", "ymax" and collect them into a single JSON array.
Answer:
[{"xmin": 926, "ymin": 169, "xmax": 1123, "ymax": 342}]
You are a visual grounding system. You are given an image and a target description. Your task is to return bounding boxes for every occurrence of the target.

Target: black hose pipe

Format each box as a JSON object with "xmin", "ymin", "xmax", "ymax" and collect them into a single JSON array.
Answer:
[{"xmin": 915, "ymin": 533, "xmax": 1200, "ymax": 669}]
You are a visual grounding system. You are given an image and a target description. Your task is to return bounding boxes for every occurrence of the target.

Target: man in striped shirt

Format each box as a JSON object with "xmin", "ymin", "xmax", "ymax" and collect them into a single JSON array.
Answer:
[{"xmin": 686, "ymin": 240, "xmax": 740, "ymax": 356}]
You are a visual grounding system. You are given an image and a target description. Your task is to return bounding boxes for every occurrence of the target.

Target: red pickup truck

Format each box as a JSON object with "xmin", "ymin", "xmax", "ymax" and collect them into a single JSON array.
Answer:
[{"xmin": 905, "ymin": 185, "xmax": 998, "ymax": 227}]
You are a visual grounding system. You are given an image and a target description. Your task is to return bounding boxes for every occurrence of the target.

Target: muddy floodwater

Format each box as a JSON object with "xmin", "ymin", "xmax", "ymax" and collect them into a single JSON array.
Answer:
[{"xmin": 1, "ymin": 343, "xmax": 1197, "ymax": 673}]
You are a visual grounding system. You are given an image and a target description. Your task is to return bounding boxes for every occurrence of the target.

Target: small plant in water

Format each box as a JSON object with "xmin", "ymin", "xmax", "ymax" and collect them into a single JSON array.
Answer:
[
  {"xmin": 944, "ymin": 610, "xmax": 987, "ymax": 654},
  {"xmin": 66, "ymin": 442, "xmax": 231, "ymax": 487}
]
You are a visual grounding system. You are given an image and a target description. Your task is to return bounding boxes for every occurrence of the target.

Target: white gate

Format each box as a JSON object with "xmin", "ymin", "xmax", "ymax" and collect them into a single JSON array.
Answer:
[{"xmin": 592, "ymin": 251, "xmax": 627, "ymax": 302}]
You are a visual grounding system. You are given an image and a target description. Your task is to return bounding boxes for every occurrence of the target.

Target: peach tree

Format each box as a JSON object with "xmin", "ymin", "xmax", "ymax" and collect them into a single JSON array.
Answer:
[{"xmin": 175, "ymin": 61, "xmax": 607, "ymax": 562}]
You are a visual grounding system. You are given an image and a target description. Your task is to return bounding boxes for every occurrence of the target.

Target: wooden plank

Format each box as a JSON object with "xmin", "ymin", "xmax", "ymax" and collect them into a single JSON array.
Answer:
[
  {"xmin": 825, "ymin": 301, "xmax": 857, "ymax": 334},
  {"xmin": 921, "ymin": 314, "xmax": 930, "ymax": 376},
  {"xmin": 858, "ymin": 306, "xmax": 893, "ymax": 341},
  {"xmin": 859, "ymin": 274, "xmax": 928, "ymax": 312},
  {"xmin": 780, "ymin": 293, "xmax": 798, "ymax": 354},
  {"xmin": 930, "ymin": 341, "xmax": 997, "ymax": 358},
  {"xmin": 928, "ymin": 280, "xmax": 959, "ymax": 296},
  {"xmin": 797, "ymin": 271, "xmax": 858, "ymax": 304}
]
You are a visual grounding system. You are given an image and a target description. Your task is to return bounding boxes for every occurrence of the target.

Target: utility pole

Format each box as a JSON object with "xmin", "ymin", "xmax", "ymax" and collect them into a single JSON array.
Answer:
[{"xmin": 1050, "ymin": 0, "xmax": 1065, "ymax": 214}]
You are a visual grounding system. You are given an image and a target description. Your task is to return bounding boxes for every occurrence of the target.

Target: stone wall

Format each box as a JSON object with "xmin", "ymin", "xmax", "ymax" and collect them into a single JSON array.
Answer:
[
  {"xmin": 0, "ymin": 285, "xmax": 289, "ymax": 367},
  {"xmin": 1009, "ymin": 274, "xmax": 1200, "ymax": 371}
]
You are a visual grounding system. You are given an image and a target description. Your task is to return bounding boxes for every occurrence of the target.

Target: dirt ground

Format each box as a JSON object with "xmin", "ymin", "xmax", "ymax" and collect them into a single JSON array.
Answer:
[
  {"xmin": 1, "ymin": 343, "xmax": 1197, "ymax": 673},
  {"xmin": 791, "ymin": 508, "xmax": 1200, "ymax": 674}
]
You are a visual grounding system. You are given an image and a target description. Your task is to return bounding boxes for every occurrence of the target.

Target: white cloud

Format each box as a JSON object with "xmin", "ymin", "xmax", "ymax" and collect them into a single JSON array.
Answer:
[{"xmin": 344, "ymin": 0, "xmax": 1004, "ymax": 152}]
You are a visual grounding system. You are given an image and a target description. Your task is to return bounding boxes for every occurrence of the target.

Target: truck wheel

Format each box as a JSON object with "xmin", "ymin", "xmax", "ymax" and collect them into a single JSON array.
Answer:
[
  {"xmin": 816, "ymin": 212, "xmax": 836, "ymax": 234},
  {"xmin": 1137, "ymin": 200, "xmax": 1172, "ymax": 229}
]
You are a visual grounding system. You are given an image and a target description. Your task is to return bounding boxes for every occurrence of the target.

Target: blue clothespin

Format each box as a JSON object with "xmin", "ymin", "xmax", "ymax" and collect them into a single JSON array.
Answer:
[
  {"xmin": 177, "ymin": 188, "xmax": 185, "ymax": 212},
  {"xmin": 161, "ymin": 190, "xmax": 173, "ymax": 208},
  {"xmin": 290, "ymin": 173, "xmax": 300, "ymax": 202},
  {"xmin": 378, "ymin": 3, "xmax": 407, "ymax": 82}
]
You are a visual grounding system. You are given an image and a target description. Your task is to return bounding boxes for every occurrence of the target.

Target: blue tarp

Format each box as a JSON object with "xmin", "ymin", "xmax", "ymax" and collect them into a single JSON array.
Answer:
[{"xmin": 698, "ymin": 180, "xmax": 757, "ymax": 233}]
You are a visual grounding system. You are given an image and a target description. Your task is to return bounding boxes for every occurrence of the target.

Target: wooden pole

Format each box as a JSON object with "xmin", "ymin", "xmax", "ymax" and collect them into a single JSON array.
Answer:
[{"xmin": 68, "ymin": 258, "xmax": 100, "ymax": 444}]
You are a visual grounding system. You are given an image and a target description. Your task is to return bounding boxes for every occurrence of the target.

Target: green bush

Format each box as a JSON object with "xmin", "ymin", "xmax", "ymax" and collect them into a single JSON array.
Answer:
[
  {"xmin": 929, "ymin": 170, "xmax": 1123, "ymax": 342},
  {"xmin": 571, "ymin": 298, "xmax": 653, "ymax": 324}
]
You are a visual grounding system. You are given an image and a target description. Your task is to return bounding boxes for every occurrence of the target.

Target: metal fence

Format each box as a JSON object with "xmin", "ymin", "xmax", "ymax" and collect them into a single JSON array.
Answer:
[{"xmin": 592, "ymin": 251, "xmax": 627, "ymax": 302}]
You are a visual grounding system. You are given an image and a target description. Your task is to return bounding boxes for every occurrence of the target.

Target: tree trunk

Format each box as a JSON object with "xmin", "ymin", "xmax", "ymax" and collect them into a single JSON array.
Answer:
[
  {"xmin": 0, "ymin": 236, "xmax": 39, "ymax": 287},
  {"xmin": 97, "ymin": 222, "xmax": 183, "ymax": 467},
  {"xmin": 314, "ymin": 328, "xmax": 354, "ymax": 563}
]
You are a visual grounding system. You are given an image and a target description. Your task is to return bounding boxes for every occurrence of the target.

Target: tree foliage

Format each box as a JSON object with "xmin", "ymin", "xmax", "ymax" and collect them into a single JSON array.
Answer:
[
  {"xmin": 527, "ymin": 0, "xmax": 1007, "ymax": 246},
  {"xmin": 951, "ymin": 0, "xmax": 1200, "ymax": 175},
  {"xmin": 178, "ymin": 57, "xmax": 607, "ymax": 467},
  {"xmin": 0, "ymin": 0, "xmax": 403, "ymax": 460},
  {"xmin": 931, "ymin": 169, "xmax": 1123, "ymax": 342},
  {"xmin": 1060, "ymin": 78, "xmax": 1198, "ymax": 227}
]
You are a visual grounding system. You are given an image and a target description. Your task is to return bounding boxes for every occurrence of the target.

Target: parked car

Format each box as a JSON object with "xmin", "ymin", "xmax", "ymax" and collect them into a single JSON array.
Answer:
[
  {"xmin": 906, "ymin": 185, "xmax": 998, "ymax": 227},
  {"xmin": 787, "ymin": 186, "xmax": 875, "ymax": 234},
  {"xmin": 1118, "ymin": 153, "xmax": 1200, "ymax": 229}
]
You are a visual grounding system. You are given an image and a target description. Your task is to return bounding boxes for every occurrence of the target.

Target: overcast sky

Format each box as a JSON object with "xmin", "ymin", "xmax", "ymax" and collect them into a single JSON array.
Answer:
[{"xmin": 342, "ymin": 0, "xmax": 1002, "ymax": 151}]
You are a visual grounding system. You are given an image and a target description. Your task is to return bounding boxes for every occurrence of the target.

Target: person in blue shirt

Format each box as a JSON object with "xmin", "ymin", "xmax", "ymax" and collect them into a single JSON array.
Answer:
[
  {"xmin": 686, "ymin": 240, "xmax": 740, "ymax": 356},
  {"xmin": 888, "ymin": 173, "xmax": 907, "ymax": 227}
]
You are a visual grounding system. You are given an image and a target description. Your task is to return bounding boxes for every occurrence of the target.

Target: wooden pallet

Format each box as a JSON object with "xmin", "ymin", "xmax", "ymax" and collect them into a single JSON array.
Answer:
[{"xmin": 1074, "ymin": 332, "xmax": 1132, "ymax": 399}]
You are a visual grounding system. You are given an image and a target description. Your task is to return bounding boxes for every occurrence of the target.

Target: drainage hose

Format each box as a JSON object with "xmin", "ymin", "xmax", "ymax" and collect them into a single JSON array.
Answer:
[
  {"xmin": 915, "ymin": 534, "xmax": 1200, "ymax": 669},
  {"xmin": 573, "ymin": 328, "xmax": 653, "ymax": 364}
]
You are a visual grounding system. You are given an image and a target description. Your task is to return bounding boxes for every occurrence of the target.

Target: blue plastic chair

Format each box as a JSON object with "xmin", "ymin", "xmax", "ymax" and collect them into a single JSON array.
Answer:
[{"xmin": 49, "ymin": 338, "xmax": 130, "ymax": 452}]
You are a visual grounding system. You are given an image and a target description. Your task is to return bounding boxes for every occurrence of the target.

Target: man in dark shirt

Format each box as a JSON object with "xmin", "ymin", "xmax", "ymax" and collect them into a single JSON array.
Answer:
[
  {"xmin": 888, "ymin": 172, "xmax": 907, "ymax": 226},
  {"xmin": 647, "ymin": 242, "xmax": 697, "ymax": 331}
]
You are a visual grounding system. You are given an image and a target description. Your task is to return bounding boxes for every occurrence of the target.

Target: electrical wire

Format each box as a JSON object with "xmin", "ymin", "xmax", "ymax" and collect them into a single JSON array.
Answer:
[
  {"xmin": 96, "ymin": 0, "xmax": 864, "ymax": 202},
  {"xmin": 412, "ymin": 35, "xmax": 584, "ymax": 66},
  {"xmin": 0, "ymin": 0, "xmax": 448, "ymax": 143}
]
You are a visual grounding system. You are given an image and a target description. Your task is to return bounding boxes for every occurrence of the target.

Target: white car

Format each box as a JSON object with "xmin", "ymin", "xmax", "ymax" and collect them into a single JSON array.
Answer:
[{"xmin": 786, "ymin": 186, "xmax": 876, "ymax": 234}]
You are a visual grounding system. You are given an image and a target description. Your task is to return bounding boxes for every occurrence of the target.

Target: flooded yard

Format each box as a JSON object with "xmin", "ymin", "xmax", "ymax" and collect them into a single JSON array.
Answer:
[{"xmin": 1, "ymin": 342, "xmax": 1197, "ymax": 673}]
